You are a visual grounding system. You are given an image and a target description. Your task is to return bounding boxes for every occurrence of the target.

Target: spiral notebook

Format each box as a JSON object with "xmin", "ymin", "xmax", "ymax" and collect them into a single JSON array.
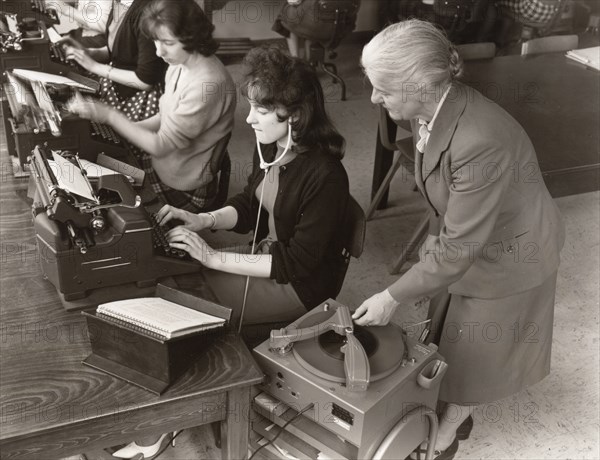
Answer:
[{"xmin": 97, "ymin": 297, "xmax": 226, "ymax": 340}]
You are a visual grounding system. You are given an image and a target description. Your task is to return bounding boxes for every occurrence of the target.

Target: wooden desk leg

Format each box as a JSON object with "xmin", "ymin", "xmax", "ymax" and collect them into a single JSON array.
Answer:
[
  {"xmin": 372, "ymin": 120, "xmax": 398, "ymax": 210},
  {"xmin": 389, "ymin": 212, "xmax": 429, "ymax": 275},
  {"xmin": 221, "ymin": 386, "xmax": 251, "ymax": 460}
]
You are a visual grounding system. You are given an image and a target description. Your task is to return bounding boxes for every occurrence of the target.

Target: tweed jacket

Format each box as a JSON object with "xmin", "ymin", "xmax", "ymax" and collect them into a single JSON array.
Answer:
[{"xmin": 388, "ymin": 81, "xmax": 565, "ymax": 302}]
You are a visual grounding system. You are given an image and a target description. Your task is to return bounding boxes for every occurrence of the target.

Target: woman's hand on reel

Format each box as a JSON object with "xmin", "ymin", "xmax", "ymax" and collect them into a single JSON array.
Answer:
[{"xmin": 352, "ymin": 290, "xmax": 400, "ymax": 326}]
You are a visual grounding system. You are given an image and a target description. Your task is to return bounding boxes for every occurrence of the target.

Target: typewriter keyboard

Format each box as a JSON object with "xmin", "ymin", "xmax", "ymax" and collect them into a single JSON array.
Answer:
[
  {"xmin": 90, "ymin": 121, "xmax": 122, "ymax": 145},
  {"xmin": 150, "ymin": 213, "xmax": 189, "ymax": 259}
]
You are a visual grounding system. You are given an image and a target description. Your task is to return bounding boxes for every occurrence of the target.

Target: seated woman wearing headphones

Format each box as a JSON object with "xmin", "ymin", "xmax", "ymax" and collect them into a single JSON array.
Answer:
[
  {"xmin": 157, "ymin": 45, "xmax": 350, "ymax": 329},
  {"xmin": 67, "ymin": 0, "xmax": 236, "ymax": 213}
]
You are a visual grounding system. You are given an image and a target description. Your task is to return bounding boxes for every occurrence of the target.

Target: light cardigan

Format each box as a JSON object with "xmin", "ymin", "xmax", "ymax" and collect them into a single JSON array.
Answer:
[{"xmin": 152, "ymin": 53, "xmax": 236, "ymax": 191}]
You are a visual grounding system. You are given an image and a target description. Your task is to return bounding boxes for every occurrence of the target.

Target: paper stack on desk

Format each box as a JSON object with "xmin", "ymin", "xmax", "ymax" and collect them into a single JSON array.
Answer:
[
  {"xmin": 97, "ymin": 297, "xmax": 227, "ymax": 340},
  {"xmin": 566, "ymin": 47, "xmax": 600, "ymax": 71}
]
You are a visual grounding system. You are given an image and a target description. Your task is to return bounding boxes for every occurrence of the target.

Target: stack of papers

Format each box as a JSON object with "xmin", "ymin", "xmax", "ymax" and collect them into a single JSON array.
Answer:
[{"xmin": 566, "ymin": 47, "xmax": 600, "ymax": 71}]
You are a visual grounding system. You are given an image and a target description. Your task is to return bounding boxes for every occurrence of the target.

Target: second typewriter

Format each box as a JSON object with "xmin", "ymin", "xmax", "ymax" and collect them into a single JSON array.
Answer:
[
  {"xmin": 30, "ymin": 145, "xmax": 202, "ymax": 310},
  {"xmin": 2, "ymin": 69, "xmax": 127, "ymax": 171}
]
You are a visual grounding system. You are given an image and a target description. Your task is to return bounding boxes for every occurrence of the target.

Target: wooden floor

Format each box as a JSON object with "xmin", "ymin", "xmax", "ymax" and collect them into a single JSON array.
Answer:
[{"xmin": 1, "ymin": 40, "xmax": 598, "ymax": 459}]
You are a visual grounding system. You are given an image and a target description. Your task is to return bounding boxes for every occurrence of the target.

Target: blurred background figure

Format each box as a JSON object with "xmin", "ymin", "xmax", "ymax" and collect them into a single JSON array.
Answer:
[{"xmin": 272, "ymin": 0, "xmax": 361, "ymax": 57}]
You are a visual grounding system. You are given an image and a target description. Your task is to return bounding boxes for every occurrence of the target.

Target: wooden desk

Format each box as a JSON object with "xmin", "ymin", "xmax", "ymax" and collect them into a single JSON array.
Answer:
[
  {"xmin": 372, "ymin": 52, "xmax": 600, "ymax": 206},
  {"xmin": 0, "ymin": 148, "xmax": 263, "ymax": 459}
]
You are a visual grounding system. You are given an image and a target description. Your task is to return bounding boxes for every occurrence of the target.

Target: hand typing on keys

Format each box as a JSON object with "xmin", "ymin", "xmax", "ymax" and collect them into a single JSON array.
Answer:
[{"xmin": 66, "ymin": 91, "xmax": 112, "ymax": 124}]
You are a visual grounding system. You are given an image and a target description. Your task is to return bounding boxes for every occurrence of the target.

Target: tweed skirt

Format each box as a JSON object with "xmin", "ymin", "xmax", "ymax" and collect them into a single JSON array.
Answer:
[{"xmin": 427, "ymin": 270, "xmax": 558, "ymax": 404}]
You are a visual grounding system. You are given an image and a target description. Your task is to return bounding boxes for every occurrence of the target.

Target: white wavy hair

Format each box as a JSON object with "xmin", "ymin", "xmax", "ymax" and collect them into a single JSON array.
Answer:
[{"xmin": 361, "ymin": 20, "xmax": 463, "ymax": 93}]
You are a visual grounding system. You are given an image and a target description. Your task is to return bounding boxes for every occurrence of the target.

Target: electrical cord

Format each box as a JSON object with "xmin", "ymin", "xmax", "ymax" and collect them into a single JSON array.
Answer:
[
  {"xmin": 237, "ymin": 124, "xmax": 293, "ymax": 334},
  {"xmin": 237, "ymin": 167, "xmax": 268, "ymax": 334},
  {"xmin": 249, "ymin": 403, "xmax": 315, "ymax": 460}
]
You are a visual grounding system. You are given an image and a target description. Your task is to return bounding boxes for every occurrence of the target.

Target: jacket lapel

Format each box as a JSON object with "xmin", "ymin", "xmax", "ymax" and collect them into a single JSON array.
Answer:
[{"xmin": 421, "ymin": 82, "xmax": 468, "ymax": 182}]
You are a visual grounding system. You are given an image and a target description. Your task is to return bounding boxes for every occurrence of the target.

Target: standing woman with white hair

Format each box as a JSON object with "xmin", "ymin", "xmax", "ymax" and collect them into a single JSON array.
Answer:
[{"xmin": 354, "ymin": 19, "xmax": 564, "ymax": 459}]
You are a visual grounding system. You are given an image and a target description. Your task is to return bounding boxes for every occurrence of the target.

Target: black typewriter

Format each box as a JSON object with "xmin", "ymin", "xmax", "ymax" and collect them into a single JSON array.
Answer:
[
  {"xmin": 2, "ymin": 70, "xmax": 130, "ymax": 169},
  {"xmin": 30, "ymin": 145, "xmax": 201, "ymax": 309}
]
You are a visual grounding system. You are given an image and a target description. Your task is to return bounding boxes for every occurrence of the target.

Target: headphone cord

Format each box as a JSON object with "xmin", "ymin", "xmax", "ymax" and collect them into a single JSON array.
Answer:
[
  {"xmin": 237, "ymin": 124, "xmax": 293, "ymax": 334},
  {"xmin": 237, "ymin": 168, "xmax": 268, "ymax": 334}
]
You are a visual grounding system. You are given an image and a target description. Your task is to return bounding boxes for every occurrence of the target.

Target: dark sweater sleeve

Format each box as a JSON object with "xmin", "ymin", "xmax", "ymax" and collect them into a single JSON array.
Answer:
[
  {"xmin": 132, "ymin": 14, "xmax": 167, "ymax": 86},
  {"xmin": 270, "ymin": 162, "xmax": 349, "ymax": 284}
]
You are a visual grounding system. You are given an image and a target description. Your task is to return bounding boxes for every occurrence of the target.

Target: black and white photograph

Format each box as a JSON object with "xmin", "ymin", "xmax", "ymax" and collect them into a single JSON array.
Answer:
[{"xmin": 0, "ymin": 0, "xmax": 598, "ymax": 459}]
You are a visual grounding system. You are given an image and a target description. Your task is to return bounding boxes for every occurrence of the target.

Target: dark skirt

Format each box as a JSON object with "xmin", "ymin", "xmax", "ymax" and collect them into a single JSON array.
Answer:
[
  {"xmin": 427, "ymin": 271, "xmax": 558, "ymax": 404},
  {"xmin": 173, "ymin": 242, "xmax": 306, "ymax": 329},
  {"xmin": 139, "ymin": 153, "xmax": 219, "ymax": 213}
]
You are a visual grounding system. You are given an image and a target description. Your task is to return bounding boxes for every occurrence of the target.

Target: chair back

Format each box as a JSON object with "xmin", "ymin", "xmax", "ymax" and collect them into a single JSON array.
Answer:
[
  {"xmin": 521, "ymin": 34, "xmax": 579, "ymax": 54},
  {"xmin": 333, "ymin": 195, "xmax": 366, "ymax": 297},
  {"xmin": 206, "ymin": 132, "xmax": 232, "ymax": 211},
  {"xmin": 456, "ymin": 42, "xmax": 497, "ymax": 60},
  {"xmin": 316, "ymin": 0, "xmax": 361, "ymax": 49}
]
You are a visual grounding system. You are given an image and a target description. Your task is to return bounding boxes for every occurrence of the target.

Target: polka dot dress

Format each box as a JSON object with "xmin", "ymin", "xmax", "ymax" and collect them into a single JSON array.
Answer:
[
  {"xmin": 98, "ymin": 76, "xmax": 162, "ymax": 122},
  {"xmin": 98, "ymin": 75, "xmax": 162, "ymax": 158}
]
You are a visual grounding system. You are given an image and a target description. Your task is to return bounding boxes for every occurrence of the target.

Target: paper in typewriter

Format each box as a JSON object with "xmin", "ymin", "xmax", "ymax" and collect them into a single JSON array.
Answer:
[
  {"xmin": 12, "ymin": 68, "xmax": 96, "ymax": 92},
  {"xmin": 97, "ymin": 297, "xmax": 226, "ymax": 340},
  {"xmin": 49, "ymin": 152, "xmax": 98, "ymax": 203}
]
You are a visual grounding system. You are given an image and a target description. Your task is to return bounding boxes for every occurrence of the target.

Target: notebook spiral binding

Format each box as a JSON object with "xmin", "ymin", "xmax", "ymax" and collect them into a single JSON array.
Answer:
[{"xmin": 96, "ymin": 311, "xmax": 170, "ymax": 340}]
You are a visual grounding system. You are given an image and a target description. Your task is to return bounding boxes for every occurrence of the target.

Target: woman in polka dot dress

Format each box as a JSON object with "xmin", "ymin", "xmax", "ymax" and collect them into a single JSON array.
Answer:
[
  {"xmin": 61, "ymin": 0, "xmax": 167, "ymax": 122},
  {"xmin": 67, "ymin": 0, "xmax": 236, "ymax": 214}
]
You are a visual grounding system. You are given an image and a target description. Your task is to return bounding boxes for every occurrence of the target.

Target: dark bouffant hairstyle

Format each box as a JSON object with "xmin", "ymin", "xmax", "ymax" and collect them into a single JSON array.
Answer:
[
  {"xmin": 142, "ymin": 0, "xmax": 218, "ymax": 56},
  {"xmin": 241, "ymin": 45, "xmax": 345, "ymax": 159}
]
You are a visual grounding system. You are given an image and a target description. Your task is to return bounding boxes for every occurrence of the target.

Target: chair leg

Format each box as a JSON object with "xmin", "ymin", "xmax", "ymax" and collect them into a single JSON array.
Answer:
[
  {"xmin": 323, "ymin": 62, "xmax": 337, "ymax": 73},
  {"xmin": 366, "ymin": 152, "xmax": 405, "ymax": 220},
  {"xmin": 389, "ymin": 213, "xmax": 429, "ymax": 275},
  {"xmin": 319, "ymin": 62, "xmax": 346, "ymax": 101},
  {"xmin": 211, "ymin": 421, "xmax": 221, "ymax": 449}
]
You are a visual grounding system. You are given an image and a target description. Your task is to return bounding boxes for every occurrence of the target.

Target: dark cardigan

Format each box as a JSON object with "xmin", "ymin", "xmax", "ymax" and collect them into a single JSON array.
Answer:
[
  {"xmin": 225, "ymin": 143, "xmax": 350, "ymax": 308},
  {"xmin": 106, "ymin": 0, "xmax": 167, "ymax": 99}
]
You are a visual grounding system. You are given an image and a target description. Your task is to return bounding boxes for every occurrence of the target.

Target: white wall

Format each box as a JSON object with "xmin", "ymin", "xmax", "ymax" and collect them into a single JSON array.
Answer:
[{"xmin": 208, "ymin": 0, "xmax": 378, "ymax": 40}]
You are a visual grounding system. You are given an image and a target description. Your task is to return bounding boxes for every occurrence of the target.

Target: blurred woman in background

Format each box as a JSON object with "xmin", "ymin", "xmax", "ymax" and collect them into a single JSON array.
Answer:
[{"xmin": 68, "ymin": 0, "xmax": 235, "ymax": 213}]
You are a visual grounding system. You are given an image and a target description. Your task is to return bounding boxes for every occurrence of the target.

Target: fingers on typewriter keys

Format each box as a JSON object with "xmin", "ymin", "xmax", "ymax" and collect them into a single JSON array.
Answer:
[
  {"xmin": 106, "ymin": 125, "xmax": 119, "ymax": 144},
  {"xmin": 91, "ymin": 121, "xmax": 101, "ymax": 139}
]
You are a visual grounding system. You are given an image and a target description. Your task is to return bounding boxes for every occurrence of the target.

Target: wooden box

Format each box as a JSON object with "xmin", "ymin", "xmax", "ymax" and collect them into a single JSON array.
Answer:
[{"xmin": 81, "ymin": 284, "xmax": 231, "ymax": 394}]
